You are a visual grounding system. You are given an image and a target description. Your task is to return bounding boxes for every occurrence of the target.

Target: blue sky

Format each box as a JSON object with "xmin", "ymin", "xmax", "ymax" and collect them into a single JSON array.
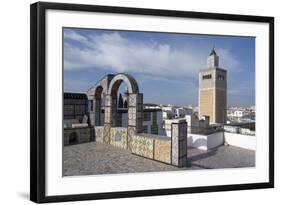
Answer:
[{"xmin": 64, "ymin": 28, "xmax": 255, "ymax": 107}]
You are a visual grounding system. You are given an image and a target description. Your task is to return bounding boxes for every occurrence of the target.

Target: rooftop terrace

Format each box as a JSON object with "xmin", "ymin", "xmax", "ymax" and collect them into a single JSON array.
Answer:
[{"xmin": 63, "ymin": 142, "xmax": 255, "ymax": 176}]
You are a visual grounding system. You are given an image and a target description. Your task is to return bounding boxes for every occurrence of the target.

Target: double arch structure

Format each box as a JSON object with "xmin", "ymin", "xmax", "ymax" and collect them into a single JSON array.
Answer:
[
  {"xmin": 86, "ymin": 73, "xmax": 187, "ymax": 167},
  {"xmin": 87, "ymin": 73, "xmax": 143, "ymax": 149}
]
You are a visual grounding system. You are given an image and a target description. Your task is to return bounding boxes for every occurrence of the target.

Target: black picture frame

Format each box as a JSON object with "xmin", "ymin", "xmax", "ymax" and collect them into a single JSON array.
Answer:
[{"xmin": 30, "ymin": 1, "xmax": 274, "ymax": 203}]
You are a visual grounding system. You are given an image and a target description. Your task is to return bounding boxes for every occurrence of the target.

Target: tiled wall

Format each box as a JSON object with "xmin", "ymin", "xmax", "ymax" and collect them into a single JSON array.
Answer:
[
  {"xmin": 91, "ymin": 120, "xmax": 187, "ymax": 167},
  {"xmin": 154, "ymin": 138, "xmax": 171, "ymax": 164},
  {"xmin": 110, "ymin": 127, "xmax": 128, "ymax": 149},
  {"xmin": 94, "ymin": 126, "xmax": 104, "ymax": 143},
  {"xmin": 131, "ymin": 134, "xmax": 173, "ymax": 165},
  {"xmin": 95, "ymin": 127, "xmax": 128, "ymax": 149},
  {"xmin": 131, "ymin": 134, "xmax": 154, "ymax": 159}
]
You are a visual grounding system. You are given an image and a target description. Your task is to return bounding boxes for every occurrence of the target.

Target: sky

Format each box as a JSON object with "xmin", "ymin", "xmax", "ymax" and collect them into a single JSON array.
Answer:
[{"xmin": 64, "ymin": 28, "xmax": 255, "ymax": 107}]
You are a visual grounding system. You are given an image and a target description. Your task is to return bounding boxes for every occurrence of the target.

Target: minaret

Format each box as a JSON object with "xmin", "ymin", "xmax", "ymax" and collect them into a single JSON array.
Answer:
[
  {"xmin": 207, "ymin": 48, "xmax": 219, "ymax": 68},
  {"xmin": 123, "ymin": 88, "xmax": 129, "ymax": 108},
  {"xmin": 198, "ymin": 48, "xmax": 227, "ymax": 124}
]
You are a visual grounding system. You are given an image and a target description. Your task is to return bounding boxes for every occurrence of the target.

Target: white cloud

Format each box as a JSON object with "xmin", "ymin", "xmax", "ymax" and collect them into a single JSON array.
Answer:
[
  {"xmin": 64, "ymin": 30, "xmax": 88, "ymax": 42},
  {"xmin": 64, "ymin": 30, "xmax": 240, "ymax": 79}
]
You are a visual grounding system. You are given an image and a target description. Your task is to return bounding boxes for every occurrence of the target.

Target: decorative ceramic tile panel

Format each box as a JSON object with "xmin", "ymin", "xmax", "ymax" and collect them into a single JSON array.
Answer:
[
  {"xmin": 127, "ymin": 126, "xmax": 136, "ymax": 151},
  {"xmin": 104, "ymin": 106, "xmax": 111, "ymax": 124},
  {"xmin": 128, "ymin": 107, "xmax": 136, "ymax": 120},
  {"xmin": 128, "ymin": 94, "xmax": 137, "ymax": 106},
  {"xmin": 103, "ymin": 124, "xmax": 111, "ymax": 144},
  {"xmin": 154, "ymin": 139, "xmax": 171, "ymax": 164},
  {"xmin": 128, "ymin": 119, "xmax": 136, "ymax": 126},
  {"xmin": 131, "ymin": 135, "xmax": 154, "ymax": 159},
  {"xmin": 110, "ymin": 127, "xmax": 128, "ymax": 149},
  {"xmin": 94, "ymin": 126, "xmax": 104, "ymax": 143}
]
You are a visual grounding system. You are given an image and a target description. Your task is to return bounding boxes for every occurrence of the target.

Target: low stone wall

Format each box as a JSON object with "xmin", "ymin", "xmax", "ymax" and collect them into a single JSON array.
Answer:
[
  {"xmin": 131, "ymin": 121, "xmax": 187, "ymax": 167},
  {"xmin": 64, "ymin": 127, "xmax": 92, "ymax": 146},
  {"xmin": 131, "ymin": 134, "xmax": 172, "ymax": 164},
  {"xmin": 93, "ymin": 122, "xmax": 187, "ymax": 167}
]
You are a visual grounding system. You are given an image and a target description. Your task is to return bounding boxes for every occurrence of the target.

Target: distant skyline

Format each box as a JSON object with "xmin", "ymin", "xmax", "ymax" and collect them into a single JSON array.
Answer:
[{"xmin": 64, "ymin": 28, "xmax": 255, "ymax": 106}]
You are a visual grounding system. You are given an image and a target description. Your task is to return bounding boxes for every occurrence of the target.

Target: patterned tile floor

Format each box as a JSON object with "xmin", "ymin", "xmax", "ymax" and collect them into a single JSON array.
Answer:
[{"xmin": 63, "ymin": 142, "xmax": 255, "ymax": 176}]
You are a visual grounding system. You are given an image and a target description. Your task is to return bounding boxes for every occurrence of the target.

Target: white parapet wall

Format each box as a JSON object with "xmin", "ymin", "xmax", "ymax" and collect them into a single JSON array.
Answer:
[
  {"xmin": 224, "ymin": 132, "xmax": 256, "ymax": 151},
  {"xmin": 207, "ymin": 132, "xmax": 224, "ymax": 150},
  {"xmin": 187, "ymin": 132, "xmax": 224, "ymax": 150},
  {"xmin": 187, "ymin": 134, "xmax": 207, "ymax": 150}
]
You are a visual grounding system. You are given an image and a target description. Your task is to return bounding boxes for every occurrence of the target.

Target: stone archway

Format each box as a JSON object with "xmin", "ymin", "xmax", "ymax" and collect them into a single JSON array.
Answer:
[
  {"xmin": 86, "ymin": 73, "xmax": 187, "ymax": 167},
  {"xmin": 87, "ymin": 74, "xmax": 114, "ymax": 126},
  {"xmin": 103, "ymin": 73, "xmax": 143, "ymax": 150}
]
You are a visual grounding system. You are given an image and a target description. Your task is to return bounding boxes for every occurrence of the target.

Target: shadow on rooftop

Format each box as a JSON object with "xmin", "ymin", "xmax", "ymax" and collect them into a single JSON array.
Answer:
[{"xmin": 187, "ymin": 148, "xmax": 218, "ymax": 163}]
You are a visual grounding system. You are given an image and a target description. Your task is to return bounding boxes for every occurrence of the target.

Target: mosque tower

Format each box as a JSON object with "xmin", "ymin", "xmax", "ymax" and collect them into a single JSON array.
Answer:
[{"xmin": 198, "ymin": 48, "xmax": 227, "ymax": 124}]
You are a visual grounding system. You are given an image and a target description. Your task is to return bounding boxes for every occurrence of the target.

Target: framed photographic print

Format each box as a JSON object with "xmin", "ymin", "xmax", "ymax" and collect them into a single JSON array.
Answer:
[{"xmin": 30, "ymin": 2, "xmax": 274, "ymax": 203}]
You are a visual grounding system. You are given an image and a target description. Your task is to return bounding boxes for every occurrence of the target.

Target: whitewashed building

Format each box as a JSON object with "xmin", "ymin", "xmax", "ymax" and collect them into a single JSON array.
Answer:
[{"xmin": 175, "ymin": 107, "xmax": 193, "ymax": 118}]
